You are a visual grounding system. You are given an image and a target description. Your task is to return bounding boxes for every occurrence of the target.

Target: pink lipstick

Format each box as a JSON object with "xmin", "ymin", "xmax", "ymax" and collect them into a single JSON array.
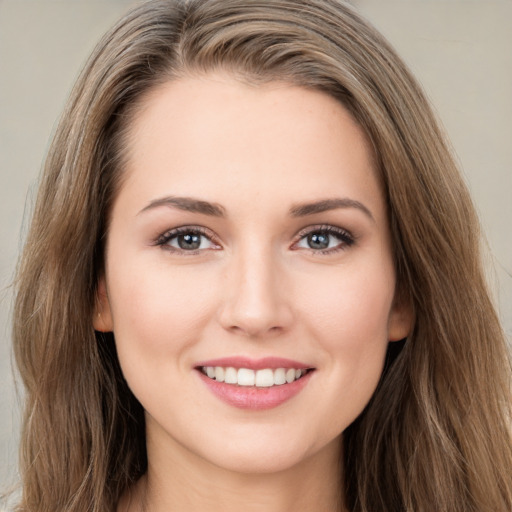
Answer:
[{"xmin": 195, "ymin": 357, "xmax": 314, "ymax": 410}]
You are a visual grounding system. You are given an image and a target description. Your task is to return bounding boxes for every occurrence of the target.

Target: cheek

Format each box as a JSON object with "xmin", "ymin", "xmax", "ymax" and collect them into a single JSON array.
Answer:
[
  {"xmin": 299, "ymin": 264, "xmax": 394, "ymax": 413},
  {"xmin": 301, "ymin": 262, "xmax": 395, "ymax": 343},
  {"xmin": 106, "ymin": 258, "xmax": 221, "ymax": 370}
]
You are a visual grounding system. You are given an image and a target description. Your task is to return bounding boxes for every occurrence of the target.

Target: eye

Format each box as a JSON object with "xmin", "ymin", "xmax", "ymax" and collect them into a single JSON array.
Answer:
[
  {"xmin": 155, "ymin": 226, "xmax": 220, "ymax": 254},
  {"xmin": 294, "ymin": 225, "xmax": 355, "ymax": 254}
]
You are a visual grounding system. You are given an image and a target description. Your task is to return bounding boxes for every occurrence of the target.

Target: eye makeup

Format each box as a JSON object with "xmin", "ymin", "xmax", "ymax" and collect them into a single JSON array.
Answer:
[{"xmin": 153, "ymin": 223, "xmax": 356, "ymax": 257}]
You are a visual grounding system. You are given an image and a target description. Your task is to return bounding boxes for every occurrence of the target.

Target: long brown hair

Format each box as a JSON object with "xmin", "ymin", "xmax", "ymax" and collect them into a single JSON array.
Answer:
[{"xmin": 12, "ymin": 1, "xmax": 512, "ymax": 511}]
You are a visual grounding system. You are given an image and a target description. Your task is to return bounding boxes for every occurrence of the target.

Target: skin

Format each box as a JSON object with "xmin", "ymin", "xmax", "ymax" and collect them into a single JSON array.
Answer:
[{"xmin": 94, "ymin": 74, "xmax": 412, "ymax": 512}]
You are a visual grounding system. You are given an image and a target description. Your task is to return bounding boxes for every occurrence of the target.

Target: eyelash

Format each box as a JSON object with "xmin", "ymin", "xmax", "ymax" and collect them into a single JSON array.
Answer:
[
  {"xmin": 155, "ymin": 226, "xmax": 219, "ymax": 254},
  {"xmin": 154, "ymin": 224, "xmax": 355, "ymax": 256},
  {"xmin": 294, "ymin": 224, "xmax": 355, "ymax": 254}
]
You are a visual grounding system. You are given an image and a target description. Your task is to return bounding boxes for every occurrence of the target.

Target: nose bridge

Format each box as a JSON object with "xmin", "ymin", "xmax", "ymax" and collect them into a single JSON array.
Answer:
[{"xmin": 219, "ymin": 237, "xmax": 292, "ymax": 337}]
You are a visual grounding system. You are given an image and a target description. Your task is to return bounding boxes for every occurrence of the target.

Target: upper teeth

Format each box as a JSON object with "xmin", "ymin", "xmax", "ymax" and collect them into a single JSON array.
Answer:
[{"xmin": 201, "ymin": 367, "xmax": 306, "ymax": 387}]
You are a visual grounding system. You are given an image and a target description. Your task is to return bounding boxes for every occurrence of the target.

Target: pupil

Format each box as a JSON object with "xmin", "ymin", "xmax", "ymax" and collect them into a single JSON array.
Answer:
[
  {"xmin": 178, "ymin": 233, "xmax": 201, "ymax": 250},
  {"xmin": 308, "ymin": 232, "xmax": 329, "ymax": 249}
]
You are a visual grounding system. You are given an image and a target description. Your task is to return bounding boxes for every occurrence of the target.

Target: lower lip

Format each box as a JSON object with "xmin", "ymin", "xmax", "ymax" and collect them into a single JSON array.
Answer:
[{"xmin": 197, "ymin": 370, "xmax": 313, "ymax": 410}]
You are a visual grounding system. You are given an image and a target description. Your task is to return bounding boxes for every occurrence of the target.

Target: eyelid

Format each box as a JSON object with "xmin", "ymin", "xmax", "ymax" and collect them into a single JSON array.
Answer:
[
  {"xmin": 155, "ymin": 225, "xmax": 221, "ymax": 253},
  {"xmin": 154, "ymin": 223, "xmax": 355, "ymax": 256},
  {"xmin": 292, "ymin": 224, "xmax": 356, "ymax": 253}
]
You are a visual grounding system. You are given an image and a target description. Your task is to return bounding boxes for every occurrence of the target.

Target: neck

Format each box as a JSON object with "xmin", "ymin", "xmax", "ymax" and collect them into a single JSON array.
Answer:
[{"xmin": 121, "ymin": 434, "xmax": 345, "ymax": 512}]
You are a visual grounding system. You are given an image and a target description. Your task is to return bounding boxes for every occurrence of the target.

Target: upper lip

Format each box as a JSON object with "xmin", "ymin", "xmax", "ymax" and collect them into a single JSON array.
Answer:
[{"xmin": 195, "ymin": 356, "xmax": 313, "ymax": 371}]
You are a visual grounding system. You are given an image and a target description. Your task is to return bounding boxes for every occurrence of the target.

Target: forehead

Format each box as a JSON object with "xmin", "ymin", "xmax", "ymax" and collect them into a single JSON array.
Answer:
[{"xmin": 119, "ymin": 74, "xmax": 383, "ymax": 218}]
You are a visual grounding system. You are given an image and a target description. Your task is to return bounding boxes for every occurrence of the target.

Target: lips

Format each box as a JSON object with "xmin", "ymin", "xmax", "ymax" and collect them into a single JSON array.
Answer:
[{"xmin": 195, "ymin": 357, "xmax": 315, "ymax": 410}]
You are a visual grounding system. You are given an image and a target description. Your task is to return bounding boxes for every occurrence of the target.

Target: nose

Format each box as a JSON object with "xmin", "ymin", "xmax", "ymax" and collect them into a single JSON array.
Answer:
[{"xmin": 218, "ymin": 245, "xmax": 294, "ymax": 338}]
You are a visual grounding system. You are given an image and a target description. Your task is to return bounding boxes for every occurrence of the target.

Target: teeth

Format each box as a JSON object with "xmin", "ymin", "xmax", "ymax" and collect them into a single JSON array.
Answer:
[
  {"xmin": 255, "ymin": 369, "xmax": 274, "ymax": 387},
  {"xmin": 224, "ymin": 367, "xmax": 237, "ymax": 384},
  {"xmin": 202, "ymin": 366, "xmax": 308, "ymax": 387},
  {"xmin": 214, "ymin": 367, "xmax": 225, "ymax": 382},
  {"xmin": 274, "ymin": 368, "xmax": 286, "ymax": 385},
  {"xmin": 237, "ymin": 368, "xmax": 255, "ymax": 386}
]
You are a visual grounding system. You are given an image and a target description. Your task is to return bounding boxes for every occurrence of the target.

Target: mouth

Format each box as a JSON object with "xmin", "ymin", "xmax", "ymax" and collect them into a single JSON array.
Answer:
[
  {"xmin": 198, "ymin": 365, "xmax": 313, "ymax": 388},
  {"xmin": 194, "ymin": 357, "xmax": 315, "ymax": 410}
]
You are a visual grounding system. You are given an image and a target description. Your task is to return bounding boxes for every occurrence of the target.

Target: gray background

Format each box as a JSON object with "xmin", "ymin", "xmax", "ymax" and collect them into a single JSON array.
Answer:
[{"xmin": 1, "ymin": 0, "xmax": 511, "ymax": 493}]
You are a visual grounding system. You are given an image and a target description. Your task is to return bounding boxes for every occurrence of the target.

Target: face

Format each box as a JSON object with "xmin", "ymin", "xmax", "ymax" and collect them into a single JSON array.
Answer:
[{"xmin": 95, "ymin": 75, "xmax": 411, "ymax": 475}]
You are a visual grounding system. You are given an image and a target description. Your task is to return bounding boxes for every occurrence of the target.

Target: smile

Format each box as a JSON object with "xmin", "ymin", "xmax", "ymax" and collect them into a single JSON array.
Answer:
[
  {"xmin": 200, "ymin": 366, "xmax": 310, "ymax": 387},
  {"xmin": 195, "ymin": 358, "xmax": 315, "ymax": 410}
]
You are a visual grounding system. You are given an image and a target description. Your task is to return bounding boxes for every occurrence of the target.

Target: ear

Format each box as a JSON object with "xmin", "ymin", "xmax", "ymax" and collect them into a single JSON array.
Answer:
[
  {"xmin": 387, "ymin": 293, "xmax": 414, "ymax": 342},
  {"xmin": 93, "ymin": 277, "xmax": 113, "ymax": 332}
]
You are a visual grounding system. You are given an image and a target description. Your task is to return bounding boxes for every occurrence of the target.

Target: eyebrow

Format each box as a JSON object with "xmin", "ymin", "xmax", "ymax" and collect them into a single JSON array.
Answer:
[
  {"xmin": 139, "ymin": 195, "xmax": 374, "ymax": 221},
  {"xmin": 139, "ymin": 196, "xmax": 226, "ymax": 217},
  {"xmin": 289, "ymin": 198, "xmax": 374, "ymax": 221}
]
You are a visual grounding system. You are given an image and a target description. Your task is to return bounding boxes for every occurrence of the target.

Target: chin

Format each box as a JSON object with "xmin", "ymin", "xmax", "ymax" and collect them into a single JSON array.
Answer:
[
  {"xmin": 199, "ymin": 432, "xmax": 339, "ymax": 476},
  {"xmin": 210, "ymin": 449, "xmax": 309, "ymax": 475}
]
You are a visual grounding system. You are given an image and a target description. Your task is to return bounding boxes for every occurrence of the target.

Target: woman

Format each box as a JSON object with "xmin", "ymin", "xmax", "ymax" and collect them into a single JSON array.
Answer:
[{"xmin": 12, "ymin": 0, "xmax": 512, "ymax": 511}]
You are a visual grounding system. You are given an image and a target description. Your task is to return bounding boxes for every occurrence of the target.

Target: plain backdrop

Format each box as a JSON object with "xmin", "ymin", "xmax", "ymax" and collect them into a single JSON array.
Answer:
[{"xmin": 1, "ymin": 0, "xmax": 511, "ymax": 492}]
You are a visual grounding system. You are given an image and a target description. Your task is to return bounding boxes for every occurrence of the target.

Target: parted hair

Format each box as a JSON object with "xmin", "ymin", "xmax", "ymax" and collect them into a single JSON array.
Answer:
[{"xmin": 12, "ymin": 1, "xmax": 512, "ymax": 511}]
